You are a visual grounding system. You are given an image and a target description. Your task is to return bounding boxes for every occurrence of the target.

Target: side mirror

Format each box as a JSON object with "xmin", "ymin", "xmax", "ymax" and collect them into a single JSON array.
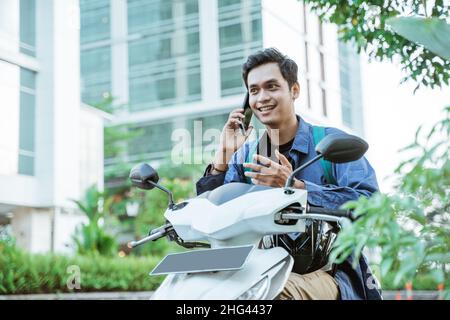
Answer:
[
  {"xmin": 315, "ymin": 133, "xmax": 368, "ymax": 163},
  {"xmin": 285, "ymin": 133, "xmax": 369, "ymax": 191},
  {"xmin": 129, "ymin": 163, "xmax": 159, "ymax": 190}
]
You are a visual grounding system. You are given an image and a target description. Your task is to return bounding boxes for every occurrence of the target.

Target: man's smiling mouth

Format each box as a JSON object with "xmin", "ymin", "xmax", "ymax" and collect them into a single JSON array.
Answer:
[{"xmin": 257, "ymin": 105, "xmax": 276, "ymax": 112}]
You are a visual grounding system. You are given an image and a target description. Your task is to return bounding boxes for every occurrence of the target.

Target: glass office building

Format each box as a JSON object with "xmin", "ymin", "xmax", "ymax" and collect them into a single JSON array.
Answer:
[
  {"xmin": 80, "ymin": 0, "xmax": 363, "ymax": 175},
  {"xmin": 0, "ymin": 0, "xmax": 107, "ymax": 253}
]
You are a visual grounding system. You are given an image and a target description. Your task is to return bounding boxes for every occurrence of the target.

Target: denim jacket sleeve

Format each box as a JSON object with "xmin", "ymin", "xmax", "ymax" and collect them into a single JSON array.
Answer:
[{"xmin": 303, "ymin": 156, "xmax": 379, "ymax": 209}]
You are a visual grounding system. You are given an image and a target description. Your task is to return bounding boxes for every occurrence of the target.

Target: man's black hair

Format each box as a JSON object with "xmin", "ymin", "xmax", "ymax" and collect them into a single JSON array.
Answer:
[{"xmin": 242, "ymin": 47, "xmax": 298, "ymax": 89}]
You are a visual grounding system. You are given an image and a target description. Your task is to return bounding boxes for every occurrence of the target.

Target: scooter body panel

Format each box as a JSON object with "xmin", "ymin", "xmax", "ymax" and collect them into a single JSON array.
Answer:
[
  {"xmin": 151, "ymin": 247, "xmax": 293, "ymax": 300},
  {"xmin": 165, "ymin": 187, "xmax": 308, "ymax": 247}
]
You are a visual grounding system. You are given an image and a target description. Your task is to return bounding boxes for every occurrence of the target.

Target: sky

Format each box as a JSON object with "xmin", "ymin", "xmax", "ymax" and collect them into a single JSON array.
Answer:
[{"xmin": 361, "ymin": 55, "xmax": 449, "ymax": 193}]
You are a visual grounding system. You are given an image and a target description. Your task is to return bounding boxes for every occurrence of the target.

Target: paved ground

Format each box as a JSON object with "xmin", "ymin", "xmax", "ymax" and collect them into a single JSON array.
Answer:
[{"xmin": 0, "ymin": 291, "xmax": 442, "ymax": 300}]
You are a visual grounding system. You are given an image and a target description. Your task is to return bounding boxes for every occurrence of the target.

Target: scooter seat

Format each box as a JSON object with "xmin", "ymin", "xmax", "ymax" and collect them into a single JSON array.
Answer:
[{"xmin": 197, "ymin": 182, "xmax": 272, "ymax": 206}]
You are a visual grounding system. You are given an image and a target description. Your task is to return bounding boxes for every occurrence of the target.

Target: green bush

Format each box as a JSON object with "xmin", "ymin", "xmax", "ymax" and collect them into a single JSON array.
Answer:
[
  {"xmin": 131, "ymin": 177, "xmax": 196, "ymax": 257},
  {"xmin": 381, "ymin": 271, "xmax": 450, "ymax": 291},
  {"xmin": 72, "ymin": 186, "xmax": 118, "ymax": 256},
  {"xmin": 330, "ymin": 108, "xmax": 450, "ymax": 299},
  {"xmin": 0, "ymin": 241, "xmax": 165, "ymax": 294}
]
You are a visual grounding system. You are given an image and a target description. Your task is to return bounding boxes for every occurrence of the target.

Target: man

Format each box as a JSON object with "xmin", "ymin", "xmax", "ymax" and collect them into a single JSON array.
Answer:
[{"xmin": 196, "ymin": 48, "xmax": 382, "ymax": 300}]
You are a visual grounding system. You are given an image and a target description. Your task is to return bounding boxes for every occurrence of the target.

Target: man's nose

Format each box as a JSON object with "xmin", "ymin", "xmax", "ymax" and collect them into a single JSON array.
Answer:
[{"xmin": 257, "ymin": 89, "xmax": 270, "ymax": 103}]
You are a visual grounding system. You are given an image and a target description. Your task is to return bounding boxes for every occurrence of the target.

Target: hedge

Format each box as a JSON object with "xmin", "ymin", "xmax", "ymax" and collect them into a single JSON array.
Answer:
[
  {"xmin": 0, "ymin": 241, "xmax": 165, "ymax": 294},
  {"xmin": 1, "ymin": 241, "xmax": 446, "ymax": 294}
]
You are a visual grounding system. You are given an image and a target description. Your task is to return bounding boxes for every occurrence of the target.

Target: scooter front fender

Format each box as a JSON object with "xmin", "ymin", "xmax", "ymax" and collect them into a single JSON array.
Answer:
[{"xmin": 151, "ymin": 247, "xmax": 293, "ymax": 300}]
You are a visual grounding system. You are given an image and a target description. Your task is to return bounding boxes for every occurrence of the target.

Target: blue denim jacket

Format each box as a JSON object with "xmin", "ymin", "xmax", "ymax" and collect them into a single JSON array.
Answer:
[{"xmin": 196, "ymin": 116, "xmax": 383, "ymax": 300}]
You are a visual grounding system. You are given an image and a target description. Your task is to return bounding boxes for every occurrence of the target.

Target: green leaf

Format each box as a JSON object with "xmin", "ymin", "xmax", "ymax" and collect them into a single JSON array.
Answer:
[
  {"xmin": 386, "ymin": 17, "xmax": 450, "ymax": 61},
  {"xmin": 381, "ymin": 257, "xmax": 394, "ymax": 277},
  {"xmin": 428, "ymin": 269, "xmax": 445, "ymax": 284},
  {"xmin": 424, "ymin": 253, "xmax": 450, "ymax": 264}
]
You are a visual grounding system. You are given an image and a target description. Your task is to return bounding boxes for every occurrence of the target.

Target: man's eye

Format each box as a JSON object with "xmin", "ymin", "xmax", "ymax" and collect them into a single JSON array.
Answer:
[
  {"xmin": 250, "ymin": 89, "xmax": 258, "ymax": 94},
  {"xmin": 268, "ymin": 84, "xmax": 277, "ymax": 90}
]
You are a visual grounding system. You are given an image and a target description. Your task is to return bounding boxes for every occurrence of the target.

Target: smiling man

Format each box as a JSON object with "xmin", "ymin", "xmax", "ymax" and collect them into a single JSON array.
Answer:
[{"xmin": 196, "ymin": 48, "xmax": 382, "ymax": 300}]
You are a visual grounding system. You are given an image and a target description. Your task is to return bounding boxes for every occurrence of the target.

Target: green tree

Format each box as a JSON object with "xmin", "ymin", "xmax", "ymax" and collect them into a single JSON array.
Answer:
[
  {"xmin": 72, "ymin": 185, "xmax": 118, "ymax": 256},
  {"xmin": 302, "ymin": 0, "xmax": 450, "ymax": 90},
  {"xmin": 131, "ymin": 177, "xmax": 197, "ymax": 257},
  {"xmin": 330, "ymin": 107, "xmax": 449, "ymax": 297},
  {"xmin": 301, "ymin": 0, "xmax": 450, "ymax": 297}
]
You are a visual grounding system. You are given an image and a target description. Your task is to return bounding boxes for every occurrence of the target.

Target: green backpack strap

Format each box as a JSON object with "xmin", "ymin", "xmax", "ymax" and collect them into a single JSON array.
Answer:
[
  {"xmin": 244, "ymin": 142, "xmax": 258, "ymax": 184},
  {"xmin": 312, "ymin": 126, "xmax": 337, "ymax": 185}
]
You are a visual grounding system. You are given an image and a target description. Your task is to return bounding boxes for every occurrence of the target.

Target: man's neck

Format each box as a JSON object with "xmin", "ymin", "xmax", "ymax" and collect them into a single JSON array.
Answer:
[{"xmin": 266, "ymin": 115, "xmax": 299, "ymax": 145}]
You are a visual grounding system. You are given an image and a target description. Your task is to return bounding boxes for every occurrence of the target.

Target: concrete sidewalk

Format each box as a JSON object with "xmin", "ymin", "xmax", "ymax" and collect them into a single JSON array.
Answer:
[{"xmin": 0, "ymin": 290, "xmax": 442, "ymax": 300}]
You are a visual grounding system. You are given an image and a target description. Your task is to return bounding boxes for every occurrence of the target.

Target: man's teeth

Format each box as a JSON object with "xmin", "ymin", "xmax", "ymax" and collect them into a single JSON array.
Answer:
[{"xmin": 259, "ymin": 106, "xmax": 275, "ymax": 112}]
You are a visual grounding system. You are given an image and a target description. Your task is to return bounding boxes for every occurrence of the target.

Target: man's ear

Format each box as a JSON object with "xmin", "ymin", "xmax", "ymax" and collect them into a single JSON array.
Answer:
[{"xmin": 291, "ymin": 82, "xmax": 300, "ymax": 99}]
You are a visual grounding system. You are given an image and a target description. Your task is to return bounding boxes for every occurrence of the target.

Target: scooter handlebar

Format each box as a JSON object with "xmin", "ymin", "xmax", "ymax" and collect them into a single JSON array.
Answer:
[
  {"xmin": 306, "ymin": 206, "xmax": 355, "ymax": 221},
  {"xmin": 128, "ymin": 223, "xmax": 173, "ymax": 248}
]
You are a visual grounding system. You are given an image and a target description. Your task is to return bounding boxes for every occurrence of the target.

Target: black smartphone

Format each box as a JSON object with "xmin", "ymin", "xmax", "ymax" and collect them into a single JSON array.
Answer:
[{"xmin": 240, "ymin": 92, "xmax": 252, "ymax": 135}]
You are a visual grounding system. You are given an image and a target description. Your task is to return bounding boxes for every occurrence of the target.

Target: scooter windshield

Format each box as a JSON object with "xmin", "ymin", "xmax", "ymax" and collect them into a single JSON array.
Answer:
[{"xmin": 197, "ymin": 182, "xmax": 272, "ymax": 206}]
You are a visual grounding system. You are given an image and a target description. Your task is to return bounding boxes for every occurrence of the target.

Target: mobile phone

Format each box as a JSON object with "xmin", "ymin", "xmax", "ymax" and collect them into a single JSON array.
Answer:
[{"xmin": 240, "ymin": 92, "xmax": 252, "ymax": 135}]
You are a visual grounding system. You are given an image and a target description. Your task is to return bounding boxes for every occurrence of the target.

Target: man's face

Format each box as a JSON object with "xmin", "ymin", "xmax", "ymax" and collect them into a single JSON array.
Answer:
[{"xmin": 247, "ymin": 62, "xmax": 299, "ymax": 128}]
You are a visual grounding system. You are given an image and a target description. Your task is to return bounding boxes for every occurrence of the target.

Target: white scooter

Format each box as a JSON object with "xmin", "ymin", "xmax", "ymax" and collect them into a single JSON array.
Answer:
[{"xmin": 128, "ymin": 133, "xmax": 367, "ymax": 300}]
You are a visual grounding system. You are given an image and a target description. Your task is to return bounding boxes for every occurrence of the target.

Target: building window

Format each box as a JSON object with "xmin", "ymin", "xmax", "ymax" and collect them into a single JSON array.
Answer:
[
  {"xmin": 20, "ymin": 0, "xmax": 36, "ymax": 56},
  {"xmin": 127, "ymin": 121, "xmax": 174, "ymax": 159},
  {"xmin": 219, "ymin": 23, "xmax": 243, "ymax": 48},
  {"xmin": 123, "ymin": 112, "xmax": 229, "ymax": 164},
  {"xmin": 318, "ymin": 21, "xmax": 328, "ymax": 117},
  {"xmin": 80, "ymin": 0, "xmax": 110, "ymax": 45},
  {"xmin": 218, "ymin": 0, "xmax": 263, "ymax": 97},
  {"xmin": 18, "ymin": 68, "xmax": 36, "ymax": 176},
  {"xmin": 81, "ymin": 46, "xmax": 112, "ymax": 105},
  {"xmin": 128, "ymin": 37, "xmax": 173, "ymax": 66},
  {"xmin": 301, "ymin": 1, "xmax": 311, "ymax": 109},
  {"xmin": 339, "ymin": 41, "xmax": 364, "ymax": 133},
  {"xmin": 127, "ymin": 0, "xmax": 201, "ymax": 112},
  {"xmin": 79, "ymin": 0, "xmax": 112, "ymax": 105},
  {"xmin": 321, "ymin": 87, "xmax": 327, "ymax": 117},
  {"xmin": 186, "ymin": 113, "xmax": 229, "ymax": 146}
]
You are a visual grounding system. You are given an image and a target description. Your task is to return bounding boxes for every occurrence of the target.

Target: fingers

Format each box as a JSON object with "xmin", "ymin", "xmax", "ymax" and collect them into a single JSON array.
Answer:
[
  {"xmin": 243, "ymin": 162, "xmax": 272, "ymax": 174},
  {"xmin": 275, "ymin": 149, "xmax": 292, "ymax": 169},
  {"xmin": 228, "ymin": 118, "xmax": 243, "ymax": 128},
  {"xmin": 244, "ymin": 172, "xmax": 272, "ymax": 187},
  {"xmin": 229, "ymin": 109, "xmax": 245, "ymax": 121},
  {"xmin": 243, "ymin": 171, "xmax": 270, "ymax": 180},
  {"xmin": 253, "ymin": 154, "xmax": 279, "ymax": 168},
  {"xmin": 226, "ymin": 109, "xmax": 245, "ymax": 130},
  {"xmin": 251, "ymin": 178, "xmax": 262, "ymax": 185}
]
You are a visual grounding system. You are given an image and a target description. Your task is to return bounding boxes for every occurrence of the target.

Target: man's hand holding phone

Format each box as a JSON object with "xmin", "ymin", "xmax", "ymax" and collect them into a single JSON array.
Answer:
[{"xmin": 211, "ymin": 93, "xmax": 253, "ymax": 175}]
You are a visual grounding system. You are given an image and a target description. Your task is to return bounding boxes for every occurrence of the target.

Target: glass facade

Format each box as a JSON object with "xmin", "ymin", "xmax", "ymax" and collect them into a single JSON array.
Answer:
[
  {"xmin": 80, "ymin": 0, "xmax": 110, "ymax": 44},
  {"xmin": 218, "ymin": 0, "xmax": 262, "ymax": 96},
  {"xmin": 80, "ymin": 0, "xmax": 264, "ymax": 167},
  {"xmin": 127, "ymin": 0, "xmax": 201, "ymax": 112},
  {"xmin": 0, "ymin": 1, "xmax": 36, "ymax": 176},
  {"xmin": 80, "ymin": 0, "xmax": 111, "ymax": 105},
  {"xmin": 80, "ymin": 45, "xmax": 112, "ymax": 104},
  {"xmin": 125, "ymin": 112, "xmax": 229, "ymax": 163},
  {"xmin": 339, "ymin": 41, "xmax": 364, "ymax": 134},
  {"xmin": 20, "ymin": 0, "xmax": 36, "ymax": 56},
  {"xmin": 18, "ymin": 68, "xmax": 36, "ymax": 176}
]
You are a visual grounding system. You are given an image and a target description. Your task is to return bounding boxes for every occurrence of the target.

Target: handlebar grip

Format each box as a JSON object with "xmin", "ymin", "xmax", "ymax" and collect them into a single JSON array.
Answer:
[
  {"xmin": 306, "ymin": 206, "xmax": 355, "ymax": 221},
  {"xmin": 127, "ymin": 227, "xmax": 170, "ymax": 248}
]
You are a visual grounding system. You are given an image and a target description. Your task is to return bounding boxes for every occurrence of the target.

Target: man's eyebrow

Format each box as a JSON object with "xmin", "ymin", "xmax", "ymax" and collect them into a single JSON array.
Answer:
[{"xmin": 249, "ymin": 79, "xmax": 280, "ymax": 88}]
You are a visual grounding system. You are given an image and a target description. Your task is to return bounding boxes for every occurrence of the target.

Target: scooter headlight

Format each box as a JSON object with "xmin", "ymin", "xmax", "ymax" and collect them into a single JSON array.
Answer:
[{"xmin": 236, "ymin": 276, "xmax": 269, "ymax": 300}]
